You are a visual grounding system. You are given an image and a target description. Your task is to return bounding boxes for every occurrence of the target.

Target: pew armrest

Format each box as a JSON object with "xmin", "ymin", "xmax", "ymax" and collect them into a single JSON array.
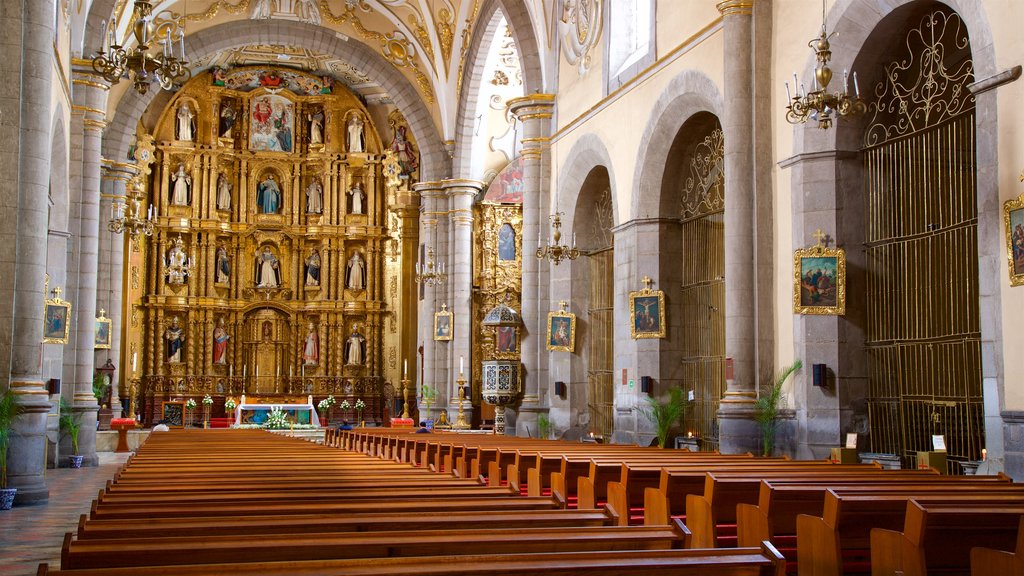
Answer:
[
  {"xmin": 869, "ymin": 528, "xmax": 905, "ymax": 576},
  {"xmin": 971, "ymin": 547, "xmax": 1022, "ymax": 576},
  {"xmin": 686, "ymin": 494, "xmax": 715, "ymax": 549},
  {"xmin": 796, "ymin": 513, "xmax": 840, "ymax": 576},
  {"xmin": 673, "ymin": 518, "xmax": 693, "ymax": 550},
  {"xmin": 550, "ymin": 472, "xmax": 568, "ymax": 509},
  {"xmin": 737, "ymin": 503, "xmax": 770, "ymax": 548}
]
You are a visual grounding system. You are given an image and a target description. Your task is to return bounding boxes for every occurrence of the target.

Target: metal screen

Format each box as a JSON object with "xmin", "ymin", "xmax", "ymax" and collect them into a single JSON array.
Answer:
[{"xmin": 587, "ymin": 247, "xmax": 615, "ymax": 438}]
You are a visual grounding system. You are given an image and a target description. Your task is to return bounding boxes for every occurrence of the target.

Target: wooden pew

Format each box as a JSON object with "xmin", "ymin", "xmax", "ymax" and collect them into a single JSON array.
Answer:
[{"xmin": 971, "ymin": 516, "xmax": 1024, "ymax": 576}]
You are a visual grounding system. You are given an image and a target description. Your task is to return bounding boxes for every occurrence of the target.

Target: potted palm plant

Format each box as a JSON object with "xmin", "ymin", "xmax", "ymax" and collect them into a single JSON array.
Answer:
[
  {"xmin": 0, "ymin": 388, "xmax": 24, "ymax": 509},
  {"xmin": 638, "ymin": 387, "xmax": 687, "ymax": 448},
  {"xmin": 755, "ymin": 360, "xmax": 802, "ymax": 457},
  {"xmin": 59, "ymin": 398, "xmax": 83, "ymax": 468}
]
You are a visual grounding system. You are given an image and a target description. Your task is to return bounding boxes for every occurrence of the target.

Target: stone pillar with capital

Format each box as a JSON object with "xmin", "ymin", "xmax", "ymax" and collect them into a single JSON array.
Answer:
[
  {"xmin": 716, "ymin": 0, "xmax": 760, "ymax": 454},
  {"xmin": 414, "ymin": 181, "xmax": 446, "ymax": 418},
  {"xmin": 506, "ymin": 94, "xmax": 555, "ymax": 437},
  {"xmin": 443, "ymin": 179, "xmax": 483, "ymax": 425}
]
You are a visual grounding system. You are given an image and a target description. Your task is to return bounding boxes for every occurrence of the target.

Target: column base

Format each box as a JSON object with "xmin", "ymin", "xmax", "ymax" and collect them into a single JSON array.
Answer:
[
  {"xmin": 515, "ymin": 405, "xmax": 544, "ymax": 438},
  {"xmin": 72, "ymin": 401, "xmax": 101, "ymax": 467},
  {"xmin": 8, "ymin": 379, "xmax": 52, "ymax": 504},
  {"xmin": 718, "ymin": 399, "xmax": 762, "ymax": 455}
]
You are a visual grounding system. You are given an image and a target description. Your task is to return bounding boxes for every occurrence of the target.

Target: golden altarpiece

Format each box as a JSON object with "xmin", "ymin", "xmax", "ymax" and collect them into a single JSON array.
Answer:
[{"xmin": 124, "ymin": 67, "xmax": 420, "ymax": 425}]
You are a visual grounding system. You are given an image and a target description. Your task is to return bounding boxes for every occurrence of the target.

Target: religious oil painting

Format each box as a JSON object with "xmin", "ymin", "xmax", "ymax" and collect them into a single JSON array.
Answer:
[
  {"xmin": 630, "ymin": 290, "xmax": 666, "ymax": 339},
  {"xmin": 95, "ymin": 312, "xmax": 112, "ymax": 350},
  {"xmin": 498, "ymin": 223, "xmax": 516, "ymax": 261},
  {"xmin": 1005, "ymin": 191, "xmax": 1024, "ymax": 287},
  {"xmin": 793, "ymin": 245, "xmax": 847, "ymax": 315},
  {"xmin": 43, "ymin": 298, "xmax": 72, "ymax": 345},
  {"xmin": 434, "ymin": 307, "xmax": 453, "ymax": 341},
  {"xmin": 546, "ymin": 311, "xmax": 576, "ymax": 352},
  {"xmin": 496, "ymin": 326, "xmax": 518, "ymax": 354},
  {"xmin": 161, "ymin": 401, "xmax": 185, "ymax": 428},
  {"xmin": 249, "ymin": 94, "xmax": 295, "ymax": 153}
]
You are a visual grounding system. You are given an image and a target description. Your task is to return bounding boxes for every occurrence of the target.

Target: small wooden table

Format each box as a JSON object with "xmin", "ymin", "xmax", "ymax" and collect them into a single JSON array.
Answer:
[{"xmin": 110, "ymin": 418, "xmax": 137, "ymax": 453}]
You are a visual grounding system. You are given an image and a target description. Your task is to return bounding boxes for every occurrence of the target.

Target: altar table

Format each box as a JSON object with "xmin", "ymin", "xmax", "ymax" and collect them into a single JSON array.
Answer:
[{"xmin": 234, "ymin": 403, "xmax": 321, "ymax": 427}]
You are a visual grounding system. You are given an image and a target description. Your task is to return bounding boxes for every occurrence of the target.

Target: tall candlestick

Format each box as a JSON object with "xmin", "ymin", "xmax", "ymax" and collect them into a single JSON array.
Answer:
[
  {"xmin": 403, "ymin": 359, "xmax": 407, "ymax": 378},
  {"xmin": 459, "ymin": 355, "xmax": 464, "ymax": 375}
]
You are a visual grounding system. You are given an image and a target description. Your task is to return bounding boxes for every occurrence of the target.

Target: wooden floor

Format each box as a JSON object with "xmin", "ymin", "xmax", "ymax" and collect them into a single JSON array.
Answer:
[{"xmin": 0, "ymin": 453, "xmax": 130, "ymax": 576}]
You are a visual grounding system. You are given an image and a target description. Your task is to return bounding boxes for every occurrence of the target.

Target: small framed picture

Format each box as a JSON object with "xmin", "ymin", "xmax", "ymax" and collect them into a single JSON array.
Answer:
[
  {"xmin": 793, "ymin": 239, "xmax": 847, "ymax": 315},
  {"xmin": 630, "ymin": 288, "xmax": 666, "ymax": 339},
  {"xmin": 495, "ymin": 326, "xmax": 519, "ymax": 355},
  {"xmin": 160, "ymin": 401, "xmax": 185, "ymax": 428},
  {"xmin": 1004, "ymin": 191, "xmax": 1024, "ymax": 287},
  {"xmin": 434, "ymin": 303, "xmax": 453, "ymax": 341},
  {"xmin": 546, "ymin": 311, "xmax": 577, "ymax": 352},
  {"xmin": 43, "ymin": 294, "xmax": 72, "ymax": 345},
  {"xmin": 95, "ymin": 310, "xmax": 112, "ymax": 350}
]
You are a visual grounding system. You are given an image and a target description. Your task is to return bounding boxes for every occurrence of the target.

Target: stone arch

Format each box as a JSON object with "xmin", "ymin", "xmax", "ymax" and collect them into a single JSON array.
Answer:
[
  {"xmin": 558, "ymin": 133, "xmax": 618, "ymax": 234},
  {"xmin": 48, "ymin": 113, "xmax": 69, "ymax": 232},
  {"xmin": 452, "ymin": 0, "xmax": 547, "ymax": 178},
  {"xmin": 632, "ymin": 70, "xmax": 723, "ymax": 220},
  {"xmin": 100, "ymin": 19, "xmax": 449, "ymax": 180}
]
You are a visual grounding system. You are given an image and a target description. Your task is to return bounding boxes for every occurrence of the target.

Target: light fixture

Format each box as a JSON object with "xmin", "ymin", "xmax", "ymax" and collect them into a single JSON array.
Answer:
[
  {"xmin": 536, "ymin": 212, "xmax": 579, "ymax": 265},
  {"xmin": 92, "ymin": 1, "xmax": 191, "ymax": 95},
  {"xmin": 108, "ymin": 178, "xmax": 155, "ymax": 239},
  {"xmin": 415, "ymin": 248, "xmax": 447, "ymax": 286},
  {"xmin": 783, "ymin": 0, "xmax": 866, "ymax": 129}
]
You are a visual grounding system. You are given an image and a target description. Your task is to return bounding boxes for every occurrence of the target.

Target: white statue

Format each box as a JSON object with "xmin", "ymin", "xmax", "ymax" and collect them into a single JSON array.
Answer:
[
  {"xmin": 306, "ymin": 177, "xmax": 323, "ymax": 214},
  {"xmin": 295, "ymin": 0, "xmax": 321, "ymax": 24},
  {"xmin": 346, "ymin": 252, "xmax": 365, "ymax": 290},
  {"xmin": 216, "ymin": 173, "xmax": 232, "ymax": 211},
  {"xmin": 345, "ymin": 330, "xmax": 365, "ymax": 365},
  {"xmin": 171, "ymin": 164, "xmax": 191, "ymax": 206},
  {"xmin": 348, "ymin": 181, "xmax": 364, "ymax": 215},
  {"xmin": 304, "ymin": 250, "xmax": 321, "ymax": 286},
  {"xmin": 303, "ymin": 322, "xmax": 319, "ymax": 365},
  {"xmin": 255, "ymin": 246, "xmax": 281, "ymax": 288},
  {"xmin": 165, "ymin": 317, "xmax": 184, "ymax": 363},
  {"xmin": 177, "ymin": 102, "xmax": 195, "ymax": 142},
  {"xmin": 166, "ymin": 237, "xmax": 189, "ymax": 285},
  {"xmin": 251, "ymin": 0, "xmax": 274, "ymax": 19},
  {"xmin": 307, "ymin": 109, "xmax": 324, "ymax": 145},
  {"xmin": 347, "ymin": 115, "xmax": 365, "ymax": 153}
]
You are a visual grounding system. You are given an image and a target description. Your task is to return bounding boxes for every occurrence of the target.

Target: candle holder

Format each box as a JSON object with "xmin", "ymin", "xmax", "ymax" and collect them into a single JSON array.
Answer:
[
  {"xmin": 453, "ymin": 374, "xmax": 470, "ymax": 430},
  {"xmin": 401, "ymin": 377, "xmax": 411, "ymax": 419}
]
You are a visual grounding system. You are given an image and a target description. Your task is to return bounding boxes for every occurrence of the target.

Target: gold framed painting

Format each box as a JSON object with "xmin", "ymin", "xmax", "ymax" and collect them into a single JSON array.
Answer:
[
  {"xmin": 433, "ymin": 303, "xmax": 453, "ymax": 341},
  {"xmin": 793, "ymin": 243, "xmax": 847, "ymax": 315},
  {"xmin": 95, "ymin": 309, "xmax": 112, "ymax": 350},
  {"xmin": 43, "ymin": 290, "xmax": 72, "ymax": 345},
  {"xmin": 1005, "ymin": 190, "xmax": 1024, "ymax": 287},
  {"xmin": 630, "ymin": 287, "xmax": 666, "ymax": 339},
  {"xmin": 546, "ymin": 311, "xmax": 577, "ymax": 352}
]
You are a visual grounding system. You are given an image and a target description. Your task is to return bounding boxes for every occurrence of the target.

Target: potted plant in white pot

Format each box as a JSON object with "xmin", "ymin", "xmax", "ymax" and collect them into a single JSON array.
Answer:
[
  {"xmin": 0, "ymin": 388, "xmax": 24, "ymax": 509},
  {"xmin": 59, "ymin": 398, "xmax": 83, "ymax": 468}
]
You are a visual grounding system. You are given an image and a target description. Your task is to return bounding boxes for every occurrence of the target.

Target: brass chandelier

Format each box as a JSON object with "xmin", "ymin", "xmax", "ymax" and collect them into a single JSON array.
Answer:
[
  {"xmin": 784, "ymin": 0, "xmax": 866, "ymax": 129},
  {"xmin": 536, "ymin": 212, "xmax": 579, "ymax": 265},
  {"xmin": 415, "ymin": 248, "xmax": 447, "ymax": 286},
  {"xmin": 108, "ymin": 179, "xmax": 154, "ymax": 239},
  {"xmin": 92, "ymin": 1, "xmax": 191, "ymax": 95}
]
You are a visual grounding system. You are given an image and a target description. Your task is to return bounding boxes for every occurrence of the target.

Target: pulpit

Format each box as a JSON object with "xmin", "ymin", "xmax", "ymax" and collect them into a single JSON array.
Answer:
[
  {"xmin": 482, "ymin": 361, "xmax": 519, "ymax": 435},
  {"xmin": 110, "ymin": 418, "xmax": 137, "ymax": 453}
]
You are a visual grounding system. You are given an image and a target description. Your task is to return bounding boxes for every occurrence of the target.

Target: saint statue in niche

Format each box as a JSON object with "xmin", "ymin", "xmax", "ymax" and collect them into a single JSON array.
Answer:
[
  {"xmin": 347, "ymin": 114, "xmax": 365, "ymax": 153},
  {"xmin": 165, "ymin": 317, "xmax": 184, "ymax": 363},
  {"xmin": 166, "ymin": 237, "xmax": 189, "ymax": 285},
  {"xmin": 307, "ymin": 108, "xmax": 324, "ymax": 145},
  {"xmin": 257, "ymin": 174, "xmax": 281, "ymax": 214},
  {"xmin": 219, "ymin": 100, "xmax": 237, "ymax": 138},
  {"xmin": 212, "ymin": 317, "xmax": 230, "ymax": 365},
  {"xmin": 303, "ymin": 322, "xmax": 319, "ymax": 365},
  {"xmin": 215, "ymin": 245, "xmax": 230, "ymax": 284},
  {"xmin": 345, "ymin": 329, "xmax": 365, "ymax": 365},
  {"xmin": 254, "ymin": 246, "xmax": 281, "ymax": 288},
  {"xmin": 306, "ymin": 177, "xmax": 323, "ymax": 214},
  {"xmin": 216, "ymin": 173, "xmax": 232, "ymax": 211},
  {"xmin": 177, "ymin": 102, "xmax": 195, "ymax": 142},
  {"xmin": 346, "ymin": 251, "xmax": 366, "ymax": 290},
  {"xmin": 348, "ymin": 181, "xmax": 365, "ymax": 214},
  {"xmin": 304, "ymin": 249, "xmax": 321, "ymax": 286},
  {"xmin": 170, "ymin": 164, "xmax": 191, "ymax": 206},
  {"xmin": 388, "ymin": 125, "xmax": 418, "ymax": 177}
]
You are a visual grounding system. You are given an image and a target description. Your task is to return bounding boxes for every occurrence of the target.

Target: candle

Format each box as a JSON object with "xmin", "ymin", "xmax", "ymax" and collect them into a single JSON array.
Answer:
[
  {"xmin": 843, "ymin": 69, "xmax": 848, "ymax": 92},
  {"xmin": 785, "ymin": 81, "xmax": 792, "ymax": 102},
  {"xmin": 459, "ymin": 356, "xmax": 464, "ymax": 375},
  {"xmin": 132, "ymin": 352, "xmax": 137, "ymax": 372},
  {"xmin": 687, "ymin": 431, "xmax": 693, "ymax": 438},
  {"xmin": 853, "ymin": 72, "xmax": 860, "ymax": 97},
  {"xmin": 229, "ymin": 364, "xmax": 233, "ymax": 378},
  {"xmin": 403, "ymin": 359, "xmax": 408, "ymax": 378},
  {"xmin": 982, "ymin": 448, "xmax": 988, "ymax": 461},
  {"xmin": 256, "ymin": 366, "xmax": 259, "ymax": 379},
  {"xmin": 243, "ymin": 365, "xmax": 247, "ymax": 379}
]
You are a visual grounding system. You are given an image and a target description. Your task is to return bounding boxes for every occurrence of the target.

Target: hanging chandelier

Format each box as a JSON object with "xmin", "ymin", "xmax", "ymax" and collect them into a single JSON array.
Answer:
[
  {"xmin": 536, "ymin": 212, "xmax": 579, "ymax": 265},
  {"xmin": 92, "ymin": 1, "xmax": 191, "ymax": 95},
  {"xmin": 108, "ymin": 178, "xmax": 155, "ymax": 239},
  {"xmin": 784, "ymin": 0, "xmax": 866, "ymax": 129},
  {"xmin": 415, "ymin": 248, "xmax": 447, "ymax": 286}
]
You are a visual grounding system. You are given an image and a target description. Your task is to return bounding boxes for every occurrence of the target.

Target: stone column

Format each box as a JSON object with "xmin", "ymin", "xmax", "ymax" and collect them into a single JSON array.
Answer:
[
  {"xmin": 443, "ymin": 179, "xmax": 482, "ymax": 424},
  {"xmin": 716, "ymin": 0, "xmax": 759, "ymax": 454},
  {"xmin": 506, "ymin": 95, "xmax": 555, "ymax": 437},
  {"xmin": 414, "ymin": 181, "xmax": 445, "ymax": 418},
  {"xmin": 2, "ymin": 0, "xmax": 57, "ymax": 504}
]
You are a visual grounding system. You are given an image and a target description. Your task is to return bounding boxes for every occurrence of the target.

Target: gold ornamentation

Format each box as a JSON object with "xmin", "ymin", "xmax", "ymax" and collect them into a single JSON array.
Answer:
[
  {"xmin": 43, "ymin": 278, "xmax": 73, "ymax": 345},
  {"xmin": 187, "ymin": 0, "xmax": 251, "ymax": 22},
  {"xmin": 793, "ymin": 230, "xmax": 847, "ymax": 315},
  {"xmin": 408, "ymin": 14, "xmax": 435, "ymax": 63},
  {"xmin": 681, "ymin": 128, "xmax": 725, "ymax": 220},
  {"xmin": 629, "ymin": 277, "xmax": 666, "ymax": 339},
  {"xmin": 546, "ymin": 301, "xmax": 576, "ymax": 353},
  {"xmin": 436, "ymin": 7, "xmax": 454, "ymax": 70},
  {"xmin": 1004, "ymin": 190, "xmax": 1024, "ymax": 287}
]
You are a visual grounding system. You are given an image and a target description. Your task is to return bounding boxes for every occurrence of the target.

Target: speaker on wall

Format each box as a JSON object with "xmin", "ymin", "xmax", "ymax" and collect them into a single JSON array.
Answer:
[
  {"xmin": 640, "ymin": 376, "xmax": 653, "ymax": 395},
  {"xmin": 554, "ymin": 381, "xmax": 566, "ymax": 398},
  {"xmin": 47, "ymin": 378, "xmax": 61, "ymax": 395},
  {"xmin": 812, "ymin": 363, "xmax": 827, "ymax": 387}
]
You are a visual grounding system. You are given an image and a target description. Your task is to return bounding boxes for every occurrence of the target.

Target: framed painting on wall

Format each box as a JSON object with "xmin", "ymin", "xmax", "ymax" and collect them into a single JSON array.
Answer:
[
  {"xmin": 43, "ymin": 288, "xmax": 72, "ymax": 345},
  {"xmin": 160, "ymin": 401, "xmax": 185, "ymax": 428},
  {"xmin": 630, "ymin": 278, "xmax": 666, "ymax": 339},
  {"xmin": 1005, "ymin": 190, "xmax": 1024, "ymax": 287},
  {"xmin": 546, "ymin": 302, "xmax": 577, "ymax": 352},
  {"xmin": 793, "ymin": 232, "xmax": 847, "ymax": 315},
  {"xmin": 434, "ymin": 303, "xmax": 453, "ymax": 341},
  {"xmin": 95, "ymin": 309, "xmax": 112, "ymax": 350}
]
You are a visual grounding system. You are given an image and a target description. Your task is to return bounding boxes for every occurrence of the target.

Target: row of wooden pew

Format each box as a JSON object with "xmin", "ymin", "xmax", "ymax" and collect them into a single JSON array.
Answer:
[
  {"xmin": 333, "ymin": 428, "xmax": 1024, "ymax": 576},
  {"xmin": 39, "ymin": 429, "xmax": 787, "ymax": 575}
]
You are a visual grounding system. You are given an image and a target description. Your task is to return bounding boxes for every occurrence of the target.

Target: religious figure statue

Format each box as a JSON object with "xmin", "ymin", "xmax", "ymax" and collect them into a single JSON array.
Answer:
[
  {"xmin": 216, "ymin": 173, "xmax": 232, "ymax": 211},
  {"xmin": 177, "ymin": 102, "xmax": 195, "ymax": 142},
  {"xmin": 170, "ymin": 164, "xmax": 191, "ymax": 206},
  {"xmin": 307, "ymin": 109, "xmax": 324, "ymax": 145},
  {"xmin": 295, "ymin": 0, "xmax": 321, "ymax": 24},
  {"xmin": 305, "ymin": 177, "xmax": 323, "ymax": 214},
  {"xmin": 212, "ymin": 317, "xmax": 230, "ymax": 365},
  {"xmin": 215, "ymin": 245, "xmax": 230, "ymax": 284},
  {"xmin": 304, "ymin": 249, "xmax": 321, "ymax": 286},
  {"xmin": 251, "ymin": 0, "xmax": 274, "ymax": 19},
  {"xmin": 256, "ymin": 174, "xmax": 281, "ymax": 214},
  {"xmin": 348, "ymin": 181, "xmax": 365, "ymax": 215},
  {"xmin": 347, "ymin": 114, "xmax": 365, "ymax": 153},
  {"xmin": 345, "ymin": 329, "xmax": 365, "ymax": 365},
  {"xmin": 165, "ymin": 317, "xmax": 184, "ymax": 363},
  {"xmin": 166, "ymin": 237, "xmax": 189, "ymax": 285},
  {"xmin": 254, "ymin": 246, "xmax": 281, "ymax": 288},
  {"xmin": 219, "ymin": 100, "xmax": 237, "ymax": 138},
  {"xmin": 346, "ymin": 251, "xmax": 366, "ymax": 290},
  {"xmin": 389, "ymin": 125, "xmax": 418, "ymax": 177},
  {"xmin": 303, "ymin": 322, "xmax": 319, "ymax": 365}
]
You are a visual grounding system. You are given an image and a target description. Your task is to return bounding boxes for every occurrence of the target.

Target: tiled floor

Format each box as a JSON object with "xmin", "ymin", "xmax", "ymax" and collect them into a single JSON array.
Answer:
[{"xmin": 0, "ymin": 452, "xmax": 130, "ymax": 576}]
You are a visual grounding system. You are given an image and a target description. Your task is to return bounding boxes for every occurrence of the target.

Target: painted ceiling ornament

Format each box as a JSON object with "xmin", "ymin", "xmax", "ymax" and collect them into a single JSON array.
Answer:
[
  {"xmin": 250, "ymin": 0, "xmax": 321, "ymax": 25},
  {"xmin": 558, "ymin": 0, "xmax": 603, "ymax": 76}
]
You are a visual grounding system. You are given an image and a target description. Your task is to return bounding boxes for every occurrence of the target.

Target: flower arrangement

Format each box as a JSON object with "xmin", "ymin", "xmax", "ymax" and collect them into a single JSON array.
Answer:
[
  {"xmin": 202, "ymin": 394, "xmax": 213, "ymax": 406},
  {"xmin": 339, "ymin": 400, "xmax": 351, "ymax": 411},
  {"xmin": 263, "ymin": 407, "xmax": 289, "ymax": 429},
  {"xmin": 224, "ymin": 398, "xmax": 237, "ymax": 411},
  {"xmin": 185, "ymin": 398, "xmax": 197, "ymax": 410},
  {"xmin": 317, "ymin": 395, "xmax": 337, "ymax": 412},
  {"xmin": 354, "ymin": 399, "xmax": 366, "ymax": 411}
]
